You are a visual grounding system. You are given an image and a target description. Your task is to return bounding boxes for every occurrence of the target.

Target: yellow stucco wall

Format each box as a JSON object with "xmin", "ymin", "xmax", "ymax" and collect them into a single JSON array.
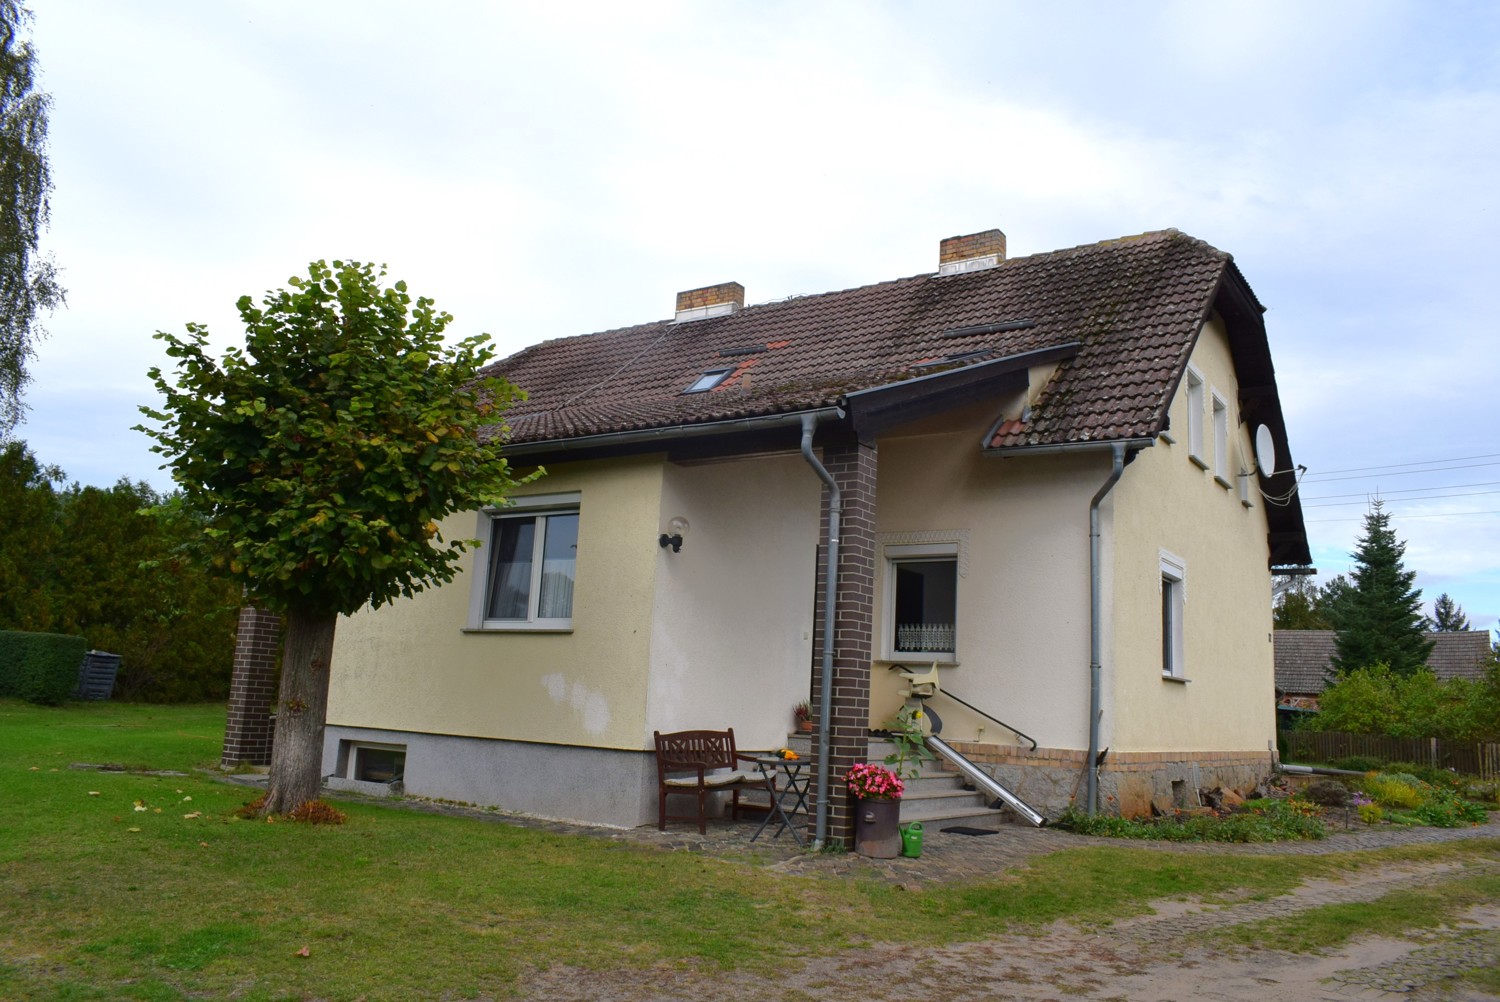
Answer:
[
  {"xmin": 874, "ymin": 402, "xmax": 1112, "ymax": 751},
  {"xmin": 645, "ymin": 453, "xmax": 820, "ymax": 748},
  {"xmin": 1106, "ymin": 314, "xmax": 1277, "ymax": 755},
  {"xmin": 327, "ymin": 455, "xmax": 667, "ymax": 751}
]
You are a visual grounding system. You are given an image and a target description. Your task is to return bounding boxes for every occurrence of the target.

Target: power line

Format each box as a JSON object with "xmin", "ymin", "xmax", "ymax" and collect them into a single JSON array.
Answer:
[
  {"xmin": 1300, "ymin": 480, "xmax": 1500, "ymax": 502},
  {"xmin": 1301, "ymin": 452, "xmax": 1500, "ymax": 479},
  {"xmin": 1301, "ymin": 461, "xmax": 1500, "ymax": 484},
  {"xmin": 1304, "ymin": 508, "xmax": 1500, "ymax": 524},
  {"xmin": 1301, "ymin": 488, "xmax": 1500, "ymax": 509}
]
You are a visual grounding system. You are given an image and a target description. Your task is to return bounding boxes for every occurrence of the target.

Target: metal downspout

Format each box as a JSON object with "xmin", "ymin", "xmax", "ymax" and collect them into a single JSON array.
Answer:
[
  {"xmin": 800, "ymin": 413, "xmax": 840, "ymax": 849},
  {"xmin": 1086, "ymin": 443, "xmax": 1127, "ymax": 816}
]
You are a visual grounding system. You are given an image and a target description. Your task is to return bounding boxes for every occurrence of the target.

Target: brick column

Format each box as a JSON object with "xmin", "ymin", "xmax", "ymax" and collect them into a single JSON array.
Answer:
[
  {"xmin": 221, "ymin": 606, "xmax": 282, "ymax": 768},
  {"xmin": 809, "ymin": 441, "xmax": 877, "ymax": 846}
]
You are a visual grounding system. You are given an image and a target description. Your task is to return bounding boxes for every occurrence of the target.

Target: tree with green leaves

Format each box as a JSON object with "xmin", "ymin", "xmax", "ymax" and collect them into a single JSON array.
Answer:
[
  {"xmin": 0, "ymin": 438, "xmax": 59, "ymax": 629},
  {"xmin": 1429, "ymin": 592, "xmax": 1470, "ymax": 632},
  {"xmin": 1330, "ymin": 500, "xmax": 1433, "ymax": 677},
  {"xmin": 140, "ymin": 260, "xmax": 527, "ymax": 814},
  {"xmin": 0, "ymin": 1, "xmax": 63, "ymax": 433},
  {"xmin": 1271, "ymin": 573, "xmax": 1352, "ymax": 631}
]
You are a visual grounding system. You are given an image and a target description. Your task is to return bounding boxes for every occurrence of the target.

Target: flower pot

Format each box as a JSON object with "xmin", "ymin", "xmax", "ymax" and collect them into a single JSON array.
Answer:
[
  {"xmin": 853, "ymin": 796, "xmax": 901, "ymax": 858},
  {"xmin": 798, "ymin": 720, "xmax": 814, "ymax": 732}
]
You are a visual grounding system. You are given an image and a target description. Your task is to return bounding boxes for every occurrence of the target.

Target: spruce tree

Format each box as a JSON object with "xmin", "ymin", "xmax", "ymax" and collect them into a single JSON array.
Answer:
[
  {"xmin": 1330, "ymin": 501, "xmax": 1434, "ymax": 676},
  {"xmin": 1430, "ymin": 592, "xmax": 1470, "ymax": 632}
]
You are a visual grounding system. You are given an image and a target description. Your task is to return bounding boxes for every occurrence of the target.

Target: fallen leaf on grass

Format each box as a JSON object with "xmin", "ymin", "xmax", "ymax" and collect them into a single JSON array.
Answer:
[
  {"xmin": 127, "ymin": 827, "xmax": 141, "ymax": 833},
  {"xmin": 88, "ymin": 791, "xmax": 100, "ymax": 796},
  {"xmin": 183, "ymin": 811, "xmax": 202, "ymax": 819},
  {"xmin": 295, "ymin": 946, "xmax": 310, "ymax": 957},
  {"xmin": 181, "ymin": 795, "xmax": 192, "ymax": 802},
  {"xmin": 29, "ymin": 766, "xmax": 38, "ymax": 771},
  {"xmin": 199, "ymin": 841, "xmax": 208, "ymax": 847},
  {"xmin": 133, "ymin": 805, "xmax": 147, "ymax": 812}
]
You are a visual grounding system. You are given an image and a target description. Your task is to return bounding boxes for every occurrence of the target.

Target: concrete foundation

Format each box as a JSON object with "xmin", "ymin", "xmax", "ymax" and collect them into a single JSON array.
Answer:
[
  {"xmin": 322, "ymin": 726, "xmax": 664, "ymax": 828},
  {"xmin": 941, "ymin": 740, "xmax": 1276, "ymax": 819}
]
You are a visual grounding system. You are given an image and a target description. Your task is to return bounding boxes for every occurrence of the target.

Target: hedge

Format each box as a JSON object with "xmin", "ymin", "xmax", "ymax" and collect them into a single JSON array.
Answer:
[{"xmin": 0, "ymin": 630, "xmax": 89, "ymax": 705}]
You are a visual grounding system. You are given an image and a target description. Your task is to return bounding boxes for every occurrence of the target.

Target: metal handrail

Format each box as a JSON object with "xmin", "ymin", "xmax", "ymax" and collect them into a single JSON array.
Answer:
[{"xmin": 930, "ymin": 688, "xmax": 1038, "ymax": 751}]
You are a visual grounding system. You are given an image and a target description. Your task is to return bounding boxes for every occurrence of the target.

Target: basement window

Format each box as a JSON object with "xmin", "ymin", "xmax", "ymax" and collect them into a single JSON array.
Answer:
[
  {"xmin": 683, "ymin": 368, "xmax": 733, "ymax": 394},
  {"xmin": 351, "ymin": 743, "xmax": 406, "ymax": 784}
]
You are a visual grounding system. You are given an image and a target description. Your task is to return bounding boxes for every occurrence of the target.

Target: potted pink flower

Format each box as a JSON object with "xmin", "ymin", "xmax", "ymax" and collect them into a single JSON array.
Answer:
[{"xmin": 844, "ymin": 762, "xmax": 904, "ymax": 858}]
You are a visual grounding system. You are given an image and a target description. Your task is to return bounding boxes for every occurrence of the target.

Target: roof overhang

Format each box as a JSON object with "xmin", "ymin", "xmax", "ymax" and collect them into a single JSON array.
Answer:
[
  {"xmin": 843, "ymin": 342, "xmax": 1081, "ymax": 444},
  {"xmin": 497, "ymin": 405, "xmax": 846, "ymax": 466}
]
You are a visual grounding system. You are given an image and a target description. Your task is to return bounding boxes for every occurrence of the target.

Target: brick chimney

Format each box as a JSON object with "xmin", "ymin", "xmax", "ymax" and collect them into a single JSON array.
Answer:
[
  {"xmin": 674, "ymin": 281, "xmax": 744, "ymax": 322},
  {"xmin": 938, "ymin": 229, "xmax": 1006, "ymax": 276}
]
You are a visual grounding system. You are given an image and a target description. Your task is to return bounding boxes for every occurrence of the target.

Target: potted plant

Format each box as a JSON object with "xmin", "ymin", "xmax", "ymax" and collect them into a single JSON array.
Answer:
[
  {"xmin": 793, "ymin": 700, "xmax": 813, "ymax": 732},
  {"xmin": 845, "ymin": 762, "xmax": 904, "ymax": 858}
]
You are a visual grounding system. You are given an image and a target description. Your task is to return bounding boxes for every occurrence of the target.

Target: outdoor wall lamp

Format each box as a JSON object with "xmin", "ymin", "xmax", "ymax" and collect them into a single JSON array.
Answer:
[{"xmin": 658, "ymin": 515, "xmax": 690, "ymax": 553}]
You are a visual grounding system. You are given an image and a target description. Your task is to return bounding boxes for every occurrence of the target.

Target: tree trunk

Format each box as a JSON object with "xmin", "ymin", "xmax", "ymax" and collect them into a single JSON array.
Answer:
[{"xmin": 261, "ymin": 608, "xmax": 338, "ymax": 815}]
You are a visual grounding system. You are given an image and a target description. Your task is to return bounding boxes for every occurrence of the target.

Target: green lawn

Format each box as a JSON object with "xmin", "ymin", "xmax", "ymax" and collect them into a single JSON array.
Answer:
[{"xmin": 2, "ymin": 699, "xmax": 1496, "ymax": 1001}]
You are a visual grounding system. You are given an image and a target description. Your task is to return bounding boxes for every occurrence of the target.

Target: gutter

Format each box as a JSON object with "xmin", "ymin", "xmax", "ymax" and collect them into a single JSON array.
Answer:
[
  {"xmin": 798, "ymin": 411, "xmax": 842, "ymax": 850},
  {"xmin": 1086, "ymin": 443, "xmax": 1128, "ymax": 815},
  {"xmin": 501, "ymin": 406, "xmax": 847, "ymax": 459}
]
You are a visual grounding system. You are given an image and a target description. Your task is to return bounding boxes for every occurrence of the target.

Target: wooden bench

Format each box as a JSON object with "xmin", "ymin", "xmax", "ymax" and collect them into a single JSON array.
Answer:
[{"xmin": 653, "ymin": 728, "xmax": 767, "ymax": 833}]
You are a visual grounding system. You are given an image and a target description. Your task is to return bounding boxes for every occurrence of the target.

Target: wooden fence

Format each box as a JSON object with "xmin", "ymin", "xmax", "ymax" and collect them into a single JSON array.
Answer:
[{"xmin": 1284, "ymin": 731, "xmax": 1500, "ymax": 779}]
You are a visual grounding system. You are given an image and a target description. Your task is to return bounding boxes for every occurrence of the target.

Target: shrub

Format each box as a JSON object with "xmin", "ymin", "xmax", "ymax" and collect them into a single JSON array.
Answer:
[
  {"xmin": 1330, "ymin": 755, "xmax": 1385, "ymax": 772},
  {"xmin": 1305, "ymin": 779, "xmax": 1352, "ymax": 807},
  {"xmin": 1356, "ymin": 802, "xmax": 1384, "ymax": 824},
  {"xmin": 1054, "ymin": 800, "xmax": 1326, "ymax": 843},
  {"xmin": 0, "ymin": 630, "xmax": 88, "ymax": 705},
  {"xmin": 1360, "ymin": 774, "xmax": 1424, "ymax": 810}
]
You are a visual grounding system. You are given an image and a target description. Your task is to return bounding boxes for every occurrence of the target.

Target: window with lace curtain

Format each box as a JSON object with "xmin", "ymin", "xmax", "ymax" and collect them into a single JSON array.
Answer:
[{"xmin": 884, "ymin": 542, "xmax": 958, "ymax": 661}]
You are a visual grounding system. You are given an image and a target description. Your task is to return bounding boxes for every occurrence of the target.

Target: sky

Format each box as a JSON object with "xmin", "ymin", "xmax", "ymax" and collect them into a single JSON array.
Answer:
[{"xmin": 16, "ymin": 1, "xmax": 1500, "ymax": 638}]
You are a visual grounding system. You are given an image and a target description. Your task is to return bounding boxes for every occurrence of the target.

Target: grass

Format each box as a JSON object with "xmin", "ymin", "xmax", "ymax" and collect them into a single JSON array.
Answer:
[
  {"xmin": 2, "ymin": 699, "xmax": 1497, "ymax": 1001},
  {"xmin": 1211, "ymin": 869, "xmax": 1500, "ymax": 951}
]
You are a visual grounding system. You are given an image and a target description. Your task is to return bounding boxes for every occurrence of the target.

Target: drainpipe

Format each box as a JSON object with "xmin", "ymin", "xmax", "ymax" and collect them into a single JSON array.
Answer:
[
  {"xmin": 1086, "ymin": 442, "xmax": 1127, "ymax": 816},
  {"xmin": 799, "ymin": 412, "xmax": 841, "ymax": 849}
]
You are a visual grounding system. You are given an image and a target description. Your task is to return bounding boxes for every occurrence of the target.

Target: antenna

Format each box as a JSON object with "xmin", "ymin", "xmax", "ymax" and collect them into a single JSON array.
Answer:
[{"xmin": 1253, "ymin": 424, "xmax": 1276, "ymax": 479}]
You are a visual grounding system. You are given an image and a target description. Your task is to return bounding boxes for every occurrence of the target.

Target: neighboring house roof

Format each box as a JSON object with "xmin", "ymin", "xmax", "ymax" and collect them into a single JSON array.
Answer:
[
  {"xmin": 483, "ymin": 227, "xmax": 1309, "ymax": 565},
  {"xmin": 1274, "ymin": 629, "xmax": 1494, "ymax": 695}
]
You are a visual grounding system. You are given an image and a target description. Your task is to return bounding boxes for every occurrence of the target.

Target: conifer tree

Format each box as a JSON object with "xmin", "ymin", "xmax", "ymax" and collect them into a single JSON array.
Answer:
[
  {"xmin": 1430, "ymin": 592, "xmax": 1470, "ymax": 632},
  {"xmin": 1330, "ymin": 500, "xmax": 1433, "ymax": 676}
]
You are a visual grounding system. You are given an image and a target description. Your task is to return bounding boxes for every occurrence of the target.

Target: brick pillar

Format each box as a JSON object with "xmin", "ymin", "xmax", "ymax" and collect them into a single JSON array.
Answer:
[
  {"xmin": 221, "ymin": 605, "xmax": 282, "ymax": 768},
  {"xmin": 809, "ymin": 441, "xmax": 877, "ymax": 847}
]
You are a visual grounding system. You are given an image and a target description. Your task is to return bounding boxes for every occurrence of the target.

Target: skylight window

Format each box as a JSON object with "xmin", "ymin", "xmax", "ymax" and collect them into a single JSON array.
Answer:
[{"xmin": 683, "ymin": 368, "xmax": 733, "ymax": 394}]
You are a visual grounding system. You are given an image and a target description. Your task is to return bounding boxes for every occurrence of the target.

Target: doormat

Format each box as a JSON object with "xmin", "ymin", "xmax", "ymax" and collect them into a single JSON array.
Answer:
[{"xmin": 939, "ymin": 826, "xmax": 1000, "ymax": 836}]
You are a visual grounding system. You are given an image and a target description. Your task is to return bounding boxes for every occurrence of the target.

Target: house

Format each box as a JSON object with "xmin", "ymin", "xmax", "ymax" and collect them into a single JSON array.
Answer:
[
  {"xmin": 295, "ymin": 227, "xmax": 1309, "ymax": 837},
  {"xmin": 1275, "ymin": 629, "xmax": 1495, "ymax": 713}
]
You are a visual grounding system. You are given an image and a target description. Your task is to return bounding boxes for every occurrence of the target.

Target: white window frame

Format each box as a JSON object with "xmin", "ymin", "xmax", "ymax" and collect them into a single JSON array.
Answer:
[
  {"xmin": 1185, "ymin": 366, "xmax": 1207, "ymax": 470},
  {"xmin": 883, "ymin": 541, "xmax": 959, "ymax": 663},
  {"xmin": 466, "ymin": 492, "xmax": 581, "ymax": 632},
  {"xmin": 1159, "ymin": 550, "xmax": 1187, "ymax": 681},
  {"xmin": 1211, "ymin": 389, "xmax": 1231, "ymax": 488}
]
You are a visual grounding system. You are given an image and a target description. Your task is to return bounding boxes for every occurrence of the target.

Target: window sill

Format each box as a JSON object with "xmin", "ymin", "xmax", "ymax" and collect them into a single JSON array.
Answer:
[
  {"xmin": 463, "ymin": 625, "xmax": 574, "ymax": 635},
  {"xmin": 1161, "ymin": 673, "xmax": 1190, "ymax": 684},
  {"xmin": 1241, "ymin": 498, "xmax": 1255, "ymax": 509},
  {"xmin": 885, "ymin": 655, "xmax": 959, "ymax": 666},
  {"xmin": 1214, "ymin": 474, "xmax": 1233, "ymax": 490},
  {"xmin": 1188, "ymin": 454, "xmax": 1209, "ymax": 471}
]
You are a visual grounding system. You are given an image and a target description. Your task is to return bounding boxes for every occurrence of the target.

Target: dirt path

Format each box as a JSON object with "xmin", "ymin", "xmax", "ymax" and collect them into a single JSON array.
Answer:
[{"xmin": 518, "ymin": 856, "xmax": 1500, "ymax": 1001}]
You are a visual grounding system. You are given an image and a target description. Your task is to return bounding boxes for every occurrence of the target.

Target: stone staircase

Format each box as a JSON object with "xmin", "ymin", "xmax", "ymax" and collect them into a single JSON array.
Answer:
[{"xmin": 782, "ymin": 732, "xmax": 1008, "ymax": 831}]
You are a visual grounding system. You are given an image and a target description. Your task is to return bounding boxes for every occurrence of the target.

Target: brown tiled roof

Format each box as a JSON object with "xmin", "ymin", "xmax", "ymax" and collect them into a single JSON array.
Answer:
[
  {"xmin": 484, "ymin": 229, "xmax": 1233, "ymax": 448},
  {"xmin": 1274, "ymin": 630, "xmax": 1494, "ymax": 694},
  {"xmin": 1426, "ymin": 630, "xmax": 1494, "ymax": 681}
]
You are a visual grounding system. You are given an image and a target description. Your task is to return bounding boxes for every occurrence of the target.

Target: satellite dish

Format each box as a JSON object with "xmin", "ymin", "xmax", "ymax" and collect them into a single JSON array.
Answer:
[{"xmin": 1254, "ymin": 424, "xmax": 1276, "ymax": 478}]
